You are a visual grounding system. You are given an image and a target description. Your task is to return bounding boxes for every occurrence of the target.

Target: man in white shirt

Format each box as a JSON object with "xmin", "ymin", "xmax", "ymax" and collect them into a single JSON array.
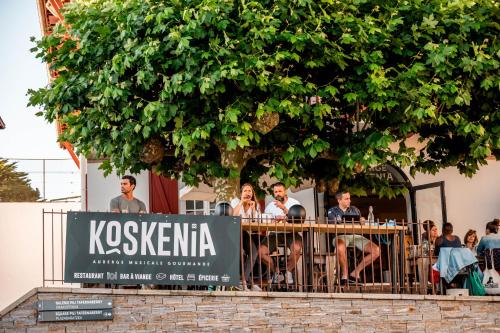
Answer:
[{"xmin": 258, "ymin": 183, "xmax": 303, "ymax": 285}]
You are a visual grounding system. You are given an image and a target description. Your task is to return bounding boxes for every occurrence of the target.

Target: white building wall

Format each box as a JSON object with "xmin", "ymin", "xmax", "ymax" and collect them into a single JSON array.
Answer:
[
  {"xmin": 0, "ymin": 202, "xmax": 80, "ymax": 312},
  {"xmin": 407, "ymin": 160, "xmax": 500, "ymax": 239}
]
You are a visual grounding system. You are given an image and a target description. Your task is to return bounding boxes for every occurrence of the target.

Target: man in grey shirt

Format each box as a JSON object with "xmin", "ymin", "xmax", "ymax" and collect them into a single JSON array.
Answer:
[
  {"xmin": 109, "ymin": 175, "xmax": 149, "ymax": 289},
  {"xmin": 110, "ymin": 175, "xmax": 147, "ymax": 213}
]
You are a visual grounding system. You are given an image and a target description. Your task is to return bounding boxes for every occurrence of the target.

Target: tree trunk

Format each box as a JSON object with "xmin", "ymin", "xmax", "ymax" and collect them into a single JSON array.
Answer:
[
  {"xmin": 213, "ymin": 176, "xmax": 240, "ymax": 203},
  {"xmin": 214, "ymin": 145, "xmax": 248, "ymax": 203}
]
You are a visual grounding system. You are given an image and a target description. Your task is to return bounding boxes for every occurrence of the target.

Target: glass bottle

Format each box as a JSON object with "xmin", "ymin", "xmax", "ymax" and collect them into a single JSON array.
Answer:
[{"xmin": 367, "ymin": 206, "xmax": 375, "ymax": 224}]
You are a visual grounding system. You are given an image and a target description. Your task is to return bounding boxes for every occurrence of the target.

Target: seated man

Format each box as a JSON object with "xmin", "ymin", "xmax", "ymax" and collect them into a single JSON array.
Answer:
[
  {"xmin": 327, "ymin": 190, "xmax": 380, "ymax": 285},
  {"xmin": 477, "ymin": 221, "xmax": 500, "ymax": 257},
  {"xmin": 258, "ymin": 182, "xmax": 303, "ymax": 285}
]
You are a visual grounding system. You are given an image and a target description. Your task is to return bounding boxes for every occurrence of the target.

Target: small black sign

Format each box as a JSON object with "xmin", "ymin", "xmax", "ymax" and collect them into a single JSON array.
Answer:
[
  {"xmin": 37, "ymin": 299, "xmax": 112, "ymax": 311},
  {"xmin": 37, "ymin": 309, "xmax": 113, "ymax": 322}
]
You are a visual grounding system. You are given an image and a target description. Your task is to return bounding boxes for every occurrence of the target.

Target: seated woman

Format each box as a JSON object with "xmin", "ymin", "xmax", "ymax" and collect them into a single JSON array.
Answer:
[
  {"xmin": 416, "ymin": 220, "xmax": 438, "ymax": 293},
  {"xmin": 231, "ymin": 183, "xmax": 262, "ymax": 291},
  {"xmin": 463, "ymin": 229, "xmax": 479, "ymax": 256},
  {"xmin": 434, "ymin": 223, "xmax": 472, "ymax": 289},
  {"xmin": 434, "ymin": 222, "xmax": 461, "ymax": 257},
  {"xmin": 421, "ymin": 220, "xmax": 438, "ymax": 253},
  {"xmin": 477, "ymin": 221, "xmax": 500, "ymax": 257}
]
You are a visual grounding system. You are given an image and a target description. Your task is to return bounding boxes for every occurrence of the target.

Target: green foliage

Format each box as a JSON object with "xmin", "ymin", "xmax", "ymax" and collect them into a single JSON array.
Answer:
[
  {"xmin": 0, "ymin": 158, "xmax": 40, "ymax": 202},
  {"xmin": 28, "ymin": 0, "xmax": 499, "ymax": 197}
]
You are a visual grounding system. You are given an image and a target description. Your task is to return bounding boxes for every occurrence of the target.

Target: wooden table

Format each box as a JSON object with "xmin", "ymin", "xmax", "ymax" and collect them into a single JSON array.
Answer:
[
  {"xmin": 240, "ymin": 221, "xmax": 406, "ymax": 293},
  {"xmin": 241, "ymin": 221, "xmax": 405, "ymax": 234}
]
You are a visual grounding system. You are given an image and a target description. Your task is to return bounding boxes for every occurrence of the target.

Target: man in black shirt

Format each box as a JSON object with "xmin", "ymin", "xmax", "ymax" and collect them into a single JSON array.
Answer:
[{"xmin": 328, "ymin": 191, "xmax": 380, "ymax": 285}]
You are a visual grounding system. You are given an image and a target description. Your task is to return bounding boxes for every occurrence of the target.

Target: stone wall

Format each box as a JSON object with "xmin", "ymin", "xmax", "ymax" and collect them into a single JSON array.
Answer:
[{"xmin": 1, "ymin": 288, "xmax": 499, "ymax": 332}]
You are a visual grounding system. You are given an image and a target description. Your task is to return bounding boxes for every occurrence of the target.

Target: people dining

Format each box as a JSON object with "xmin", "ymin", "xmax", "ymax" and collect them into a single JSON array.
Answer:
[
  {"xmin": 422, "ymin": 220, "xmax": 438, "ymax": 244},
  {"xmin": 477, "ymin": 221, "xmax": 500, "ymax": 257},
  {"xmin": 328, "ymin": 190, "xmax": 380, "ymax": 285},
  {"xmin": 258, "ymin": 183, "xmax": 303, "ymax": 285},
  {"xmin": 463, "ymin": 229, "xmax": 479, "ymax": 255},
  {"xmin": 434, "ymin": 222, "xmax": 461, "ymax": 256},
  {"xmin": 231, "ymin": 183, "xmax": 262, "ymax": 291},
  {"xmin": 421, "ymin": 220, "xmax": 438, "ymax": 256}
]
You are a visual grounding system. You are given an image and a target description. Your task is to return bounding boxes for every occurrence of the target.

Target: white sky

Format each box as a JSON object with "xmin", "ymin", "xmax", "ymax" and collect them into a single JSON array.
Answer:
[{"xmin": 0, "ymin": 0, "xmax": 80, "ymax": 200}]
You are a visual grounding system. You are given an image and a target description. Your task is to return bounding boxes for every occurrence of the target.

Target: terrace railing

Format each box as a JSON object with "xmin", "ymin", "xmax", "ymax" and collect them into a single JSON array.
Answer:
[{"xmin": 41, "ymin": 210, "xmax": 455, "ymax": 295}]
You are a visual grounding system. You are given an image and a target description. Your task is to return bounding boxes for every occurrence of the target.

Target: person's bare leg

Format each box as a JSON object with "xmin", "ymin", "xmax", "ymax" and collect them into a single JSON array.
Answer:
[
  {"xmin": 286, "ymin": 239, "xmax": 303, "ymax": 272},
  {"xmin": 335, "ymin": 239, "xmax": 348, "ymax": 279},
  {"xmin": 351, "ymin": 242, "xmax": 380, "ymax": 279},
  {"xmin": 258, "ymin": 244, "xmax": 275, "ymax": 273}
]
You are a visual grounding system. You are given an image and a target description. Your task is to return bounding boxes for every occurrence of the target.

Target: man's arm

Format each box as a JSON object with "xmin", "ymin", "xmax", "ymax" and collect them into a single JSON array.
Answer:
[
  {"xmin": 352, "ymin": 206, "xmax": 365, "ymax": 224},
  {"xmin": 139, "ymin": 200, "xmax": 147, "ymax": 213}
]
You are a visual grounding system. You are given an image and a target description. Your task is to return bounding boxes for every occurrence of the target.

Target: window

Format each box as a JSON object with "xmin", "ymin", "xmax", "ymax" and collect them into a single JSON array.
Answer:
[
  {"xmin": 184, "ymin": 200, "xmax": 205, "ymax": 215},
  {"xmin": 181, "ymin": 200, "xmax": 217, "ymax": 215},
  {"xmin": 209, "ymin": 201, "xmax": 216, "ymax": 215}
]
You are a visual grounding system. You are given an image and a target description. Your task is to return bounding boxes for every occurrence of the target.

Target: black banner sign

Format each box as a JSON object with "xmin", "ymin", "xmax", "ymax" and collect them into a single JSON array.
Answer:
[
  {"xmin": 64, "ymin": 212, "xmax": 240, "ymax": 286},
  {"xmin": 37, "ymin": 299, "xmax": 112, "ymax": 311},
  {"xmin": 38, "ymin": 309, "xmax": 113, "ymax": 322}
]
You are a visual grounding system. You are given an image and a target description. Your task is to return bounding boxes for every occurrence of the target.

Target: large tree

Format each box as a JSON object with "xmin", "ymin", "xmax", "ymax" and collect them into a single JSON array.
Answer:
[
  {"xmin": 0, "ymin": 158, "xmax": 40, "ymax": 202},
  {"xmin": 29, "ymin": 0, "xmax": 499, "ymax": 201}
]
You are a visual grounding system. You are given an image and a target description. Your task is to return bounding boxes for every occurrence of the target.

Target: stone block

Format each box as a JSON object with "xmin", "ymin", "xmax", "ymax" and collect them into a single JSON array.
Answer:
[
  {"xmin": 281, "ymin": 302, "xmax": 311, "ymax": 309},
  {"xmin": 129, "ymin": 305, "xmax": 152, "ymax": 314},
  {"xmin": 46, "ymin": 327, "xmax": 65, "ymax": 333},
  {"xmin": 128, "ymin": 322, "xmax": 146, "ymax": 331},
  {"xmin": 112, "ymin": 289, "xmax": 138, "ymax": 295},
  {"xmin": 362, "ymin": 293, "xmax": 401, "ymax": 300},
  {"xmin": 330, "ymin": 300, "xmax": 353, "ymax": 307},
  {"xmin": 197, "ymin": 304, "xmax": 235, "ymax": 311},
  {"xmin": 180, "ymin": 296, "xmax": 201, "ymax": 304},
  {"xmin": 304, "ymin": 293, "xmax": 335, "ymax": 299},
  {"xmin": 360, "ymin": 306, "xmax": 392, "ymax": 315},
  {"xmin": 469, "ymin": 304, "xmax": 498, "ymax": 313},
  {"xmin": 386, "ymin": 314, "xmax": 423, "ymax": 321},
  {"xmin": 257, "ymin": 301, "xmax": 282, "ymax": 309},
  {"xmin": 135, "ymin": 290, "xmax": 160, "ymax": 296},
  {"xmin": 126, "ymin": 296, "xmax": 146, "ymax": 305},
  {"xmin": 173, "ymin": 305, "xmax": 196, "ymax": 312},
  {"xmin": 401, "ymin": 294, "xmax": 425, "ymax": 300},
  {"xmin": 106, "ymin": 323, "xmax": 131, "ymax": 332},
  {"xmin": 26, "ymin": 328, "xmax": 48, "ymax": 333},
  {"xmin": 457, "ymin": 295, "xmax": 493, "ymax": 302},
  {"xmin": 64, "ymin": 325, "xmax": 87, "ymax": 333},
  {"xmin": 76, "ymin": 288, "xmax": 112, "ymax": 295},
  {"xmin": 267, "ymin": 292, "xmax": 306, "ymax": 299},
  {"xmin": 389, "ymin": 321, "xmax": 408, "ymax": 332},
  {"xmin": 351, "ymin": 299, "xmax": 392, "ymax": 307},
  {"xmin": 406, "ymin": 320, "xmax": 425, "ymax": 330},
  {"xmin": 229, "ymin": 328, "xmax": 252, "ymax": 333},
  {"xmin": 151, "ymin": 306, "xmax": 174, "ymax": 315},
  {"xmin": 422, "ymin": 312, "xmax": 442, "ymax": 320},
  {"xmin": 424, "ymin": 295, "xmax": 454, "ymax": 301},
  {"xmin": 393, "ymin": 305, "xmax": 417, "ymax": 314},
  {"xmin": 37, "ymin": 288, "xmax": 71, "ymax": 294}
]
